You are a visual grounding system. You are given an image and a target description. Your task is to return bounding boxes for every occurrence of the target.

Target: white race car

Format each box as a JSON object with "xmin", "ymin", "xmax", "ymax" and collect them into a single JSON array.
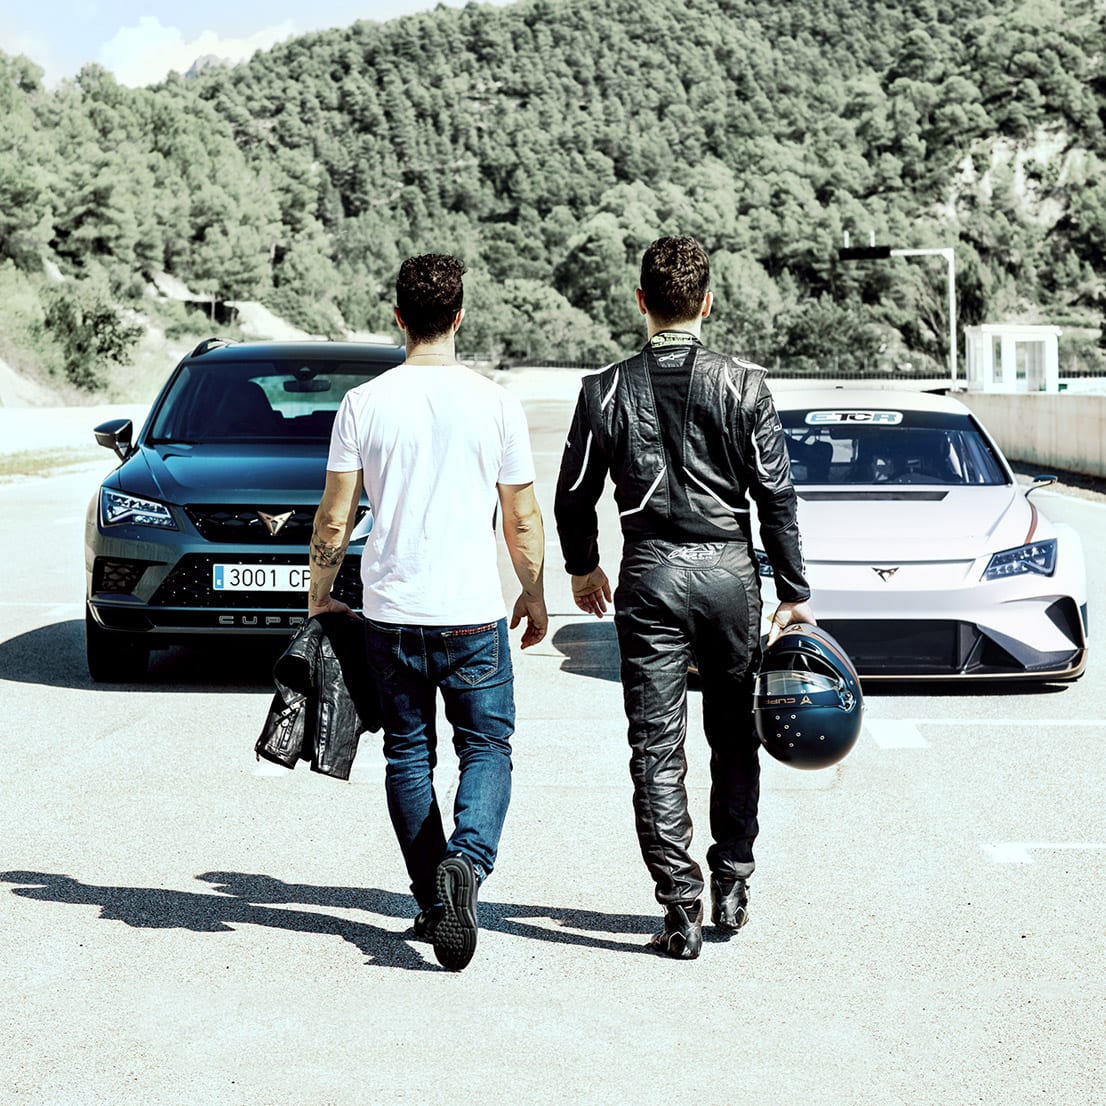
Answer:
[{"xmin": 761, "ymin": 389, "xmax": 1088, "ymax": 682}]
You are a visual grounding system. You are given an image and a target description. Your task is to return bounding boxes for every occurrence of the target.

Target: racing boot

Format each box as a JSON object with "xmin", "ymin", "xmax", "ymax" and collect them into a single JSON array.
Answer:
[
  {"xmin": 648, "ymin": 900, "xmax": 703, "ymax": 960},
  {"xmin": 710, "ymin": 876, "xmax": 749, "ymax": 933},
  {"xmin": 411, "ymin": 903, "xmax": 443, "ymax": 942}
]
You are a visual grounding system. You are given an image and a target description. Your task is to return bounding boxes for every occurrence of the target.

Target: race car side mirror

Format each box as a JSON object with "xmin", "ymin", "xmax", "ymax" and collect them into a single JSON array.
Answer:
[{"xmin": 1026, "ymin": 474, "xmax": 1057, "ymax": 497}]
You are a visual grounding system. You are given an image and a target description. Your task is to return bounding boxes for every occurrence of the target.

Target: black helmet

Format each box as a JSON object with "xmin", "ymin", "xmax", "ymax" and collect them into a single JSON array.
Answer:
[{"xmin": 754, "ymin": 625, "xmax": 863, "ymax": 770}]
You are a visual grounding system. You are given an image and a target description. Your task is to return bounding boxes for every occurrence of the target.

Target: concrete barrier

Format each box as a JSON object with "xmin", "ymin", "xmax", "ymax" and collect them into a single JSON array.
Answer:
[
  {"xmin": 957, "ymin": 392, "xmax": 1106, "ymax": 479},
  {"xmin": 759, "ymin": 376, "xmax": 1105, "ymax": 480}
]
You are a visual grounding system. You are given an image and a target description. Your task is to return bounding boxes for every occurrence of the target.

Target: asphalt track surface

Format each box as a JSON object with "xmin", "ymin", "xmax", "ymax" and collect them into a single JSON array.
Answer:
[{"xmin": 1, "ymin": 369, "xmax": 1104, "ymax": 1106}]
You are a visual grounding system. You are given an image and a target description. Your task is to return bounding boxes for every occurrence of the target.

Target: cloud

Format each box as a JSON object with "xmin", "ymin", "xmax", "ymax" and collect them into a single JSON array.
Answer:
[
  {"xmin": 0, "ymin": 24, "xmax": 63, "ymax": 85},
  {"xmin": 98, "ymin": 16, "xmax": 297, "ymax": 87}
]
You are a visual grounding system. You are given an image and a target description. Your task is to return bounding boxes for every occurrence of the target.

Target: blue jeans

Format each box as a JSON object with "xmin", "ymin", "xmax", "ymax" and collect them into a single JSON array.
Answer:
[{"xmin": 364, "ymin": 617, "xmax": 515, "ymax": 910}]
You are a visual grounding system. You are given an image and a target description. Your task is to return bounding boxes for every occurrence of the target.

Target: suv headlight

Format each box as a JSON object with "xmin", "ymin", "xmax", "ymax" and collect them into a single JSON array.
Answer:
[
  {"xmin": 100, "ymin": 488, "xmax": 178, "ymax": 530},
  {"xmin": 982, "ymin": 538, "xmax": 1056, "ymax": 581}
]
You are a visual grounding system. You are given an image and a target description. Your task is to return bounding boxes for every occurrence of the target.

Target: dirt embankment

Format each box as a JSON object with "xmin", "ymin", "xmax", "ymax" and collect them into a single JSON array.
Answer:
[{"xmin": 0, "ymin": 355, "xmax": 66, "ymax": 408}]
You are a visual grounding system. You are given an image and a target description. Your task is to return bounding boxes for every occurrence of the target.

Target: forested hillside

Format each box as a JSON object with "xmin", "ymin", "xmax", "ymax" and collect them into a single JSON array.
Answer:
[{"xmin": 2, "ymin": 0, "xmax": 1105, "ymax": 391}]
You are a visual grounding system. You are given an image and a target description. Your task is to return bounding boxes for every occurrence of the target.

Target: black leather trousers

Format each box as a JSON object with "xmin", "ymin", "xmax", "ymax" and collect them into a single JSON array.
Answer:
[{"xmin": 614, "ymin": 539, "xmax": 763, "ymax": 908}]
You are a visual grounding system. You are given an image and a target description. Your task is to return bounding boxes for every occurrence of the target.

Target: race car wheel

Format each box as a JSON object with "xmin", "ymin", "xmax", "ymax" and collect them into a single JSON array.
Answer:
[{"xmin": 85, "ymin": 605, "xmax": 150, "ymax": 683}]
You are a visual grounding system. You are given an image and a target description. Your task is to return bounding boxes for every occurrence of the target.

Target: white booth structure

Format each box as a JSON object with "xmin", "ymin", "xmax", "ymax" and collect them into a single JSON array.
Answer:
[{"xmin": 964, "ymin": 323, "xmax": 1061, "ymax": 393}]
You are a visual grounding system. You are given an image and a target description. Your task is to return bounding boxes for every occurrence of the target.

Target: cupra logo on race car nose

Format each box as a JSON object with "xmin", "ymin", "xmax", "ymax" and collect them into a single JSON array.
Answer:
[
  {"xmin": 257, "ymin": 510, "xmax": 293, "ymax": 536},
  {"xmin": 872, "ymin": 567, "xmax": 900, "ymax": 582}
]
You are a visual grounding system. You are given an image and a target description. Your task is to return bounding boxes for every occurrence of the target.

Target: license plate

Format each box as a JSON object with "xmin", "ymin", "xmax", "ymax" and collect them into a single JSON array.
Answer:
[{"xmin": 212, "ymin": 564, "xmax": 310, "ymax": 592}]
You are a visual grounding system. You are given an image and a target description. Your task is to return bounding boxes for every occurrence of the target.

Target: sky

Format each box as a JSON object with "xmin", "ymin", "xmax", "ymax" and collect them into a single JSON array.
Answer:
[{"xmin": 3, "ymin": 1, "xmax": 514, "ymax": 87}]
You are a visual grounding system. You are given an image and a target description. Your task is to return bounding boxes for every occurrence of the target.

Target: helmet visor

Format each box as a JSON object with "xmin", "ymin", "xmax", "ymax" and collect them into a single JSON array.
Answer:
[{"xmin": 757, "ymin": 670, "xmax": 841, "ymax": 698}]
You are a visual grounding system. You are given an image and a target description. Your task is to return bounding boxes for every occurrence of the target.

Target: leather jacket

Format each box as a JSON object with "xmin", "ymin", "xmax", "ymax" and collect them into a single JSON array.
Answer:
[
  {"xmin": 554, "ymin": 343, "xmax": 810, "ymax": 602},
  {"xmin": 255, "ymin": 613, "xmax": 381, "ymax": 781}
]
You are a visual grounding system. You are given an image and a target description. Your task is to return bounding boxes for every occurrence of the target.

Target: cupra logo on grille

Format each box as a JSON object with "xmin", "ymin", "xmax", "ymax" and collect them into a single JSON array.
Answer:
[
  {"xmin": 257, "ymin": 510, "xmax": 294, "ymax": 536},
  {"xmin": 872, "ymin": 566, "xmax": 900, "ymax": 582}
]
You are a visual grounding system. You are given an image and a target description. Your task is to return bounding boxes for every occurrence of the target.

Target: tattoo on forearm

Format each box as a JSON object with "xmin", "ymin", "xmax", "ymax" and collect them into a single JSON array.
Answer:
[{"xmin": 310, "ymin": 532, "xmax": 345, "ymax": 568}]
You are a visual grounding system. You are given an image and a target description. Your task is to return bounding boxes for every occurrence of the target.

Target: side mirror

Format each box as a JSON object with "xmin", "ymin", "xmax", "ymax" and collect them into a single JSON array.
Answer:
[
  {"xmin": 1026, "ymin": 474, "xmax": 1057, "ymax": 497},
  {"xmin": 94, "ymin": 418, "xmax": 134, "ymax": 461}
]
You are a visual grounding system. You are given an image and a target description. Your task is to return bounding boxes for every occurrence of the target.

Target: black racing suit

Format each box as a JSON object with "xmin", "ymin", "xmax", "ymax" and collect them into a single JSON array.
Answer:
[{"xmin": 554, "ymin": 333, "xmax": 810, "ymax": 908}]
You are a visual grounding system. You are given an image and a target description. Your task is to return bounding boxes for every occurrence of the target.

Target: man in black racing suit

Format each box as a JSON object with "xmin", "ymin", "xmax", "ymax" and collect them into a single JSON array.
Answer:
[{"xmin": 554, "ymin": 236, "xmax": 815, "ymax": 959}]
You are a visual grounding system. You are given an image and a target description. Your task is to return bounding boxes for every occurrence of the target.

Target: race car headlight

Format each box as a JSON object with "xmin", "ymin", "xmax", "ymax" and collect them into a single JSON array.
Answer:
[
  {"xmin": 982, "ymin": 538, "xmax": 1057, "ymax": 581},
  {"xmin": 100, "ymin": 488, "xmax": 178, "ymax": 530}
]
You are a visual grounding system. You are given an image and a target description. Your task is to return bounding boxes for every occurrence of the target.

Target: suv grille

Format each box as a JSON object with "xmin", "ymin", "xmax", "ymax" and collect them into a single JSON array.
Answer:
[
  {"xmin": 149, "ymin": 553, "xmax": 363, "ymax": 608},
  {"xmin": 184, "ymin": 505, "xmax": 316, "ymax": 544}
]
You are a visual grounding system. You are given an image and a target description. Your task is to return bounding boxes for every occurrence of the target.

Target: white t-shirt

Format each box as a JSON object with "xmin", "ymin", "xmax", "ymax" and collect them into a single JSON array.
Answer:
[{"xmin": 327, "ymin": 362, "xmax": 535, "ymax": 625}]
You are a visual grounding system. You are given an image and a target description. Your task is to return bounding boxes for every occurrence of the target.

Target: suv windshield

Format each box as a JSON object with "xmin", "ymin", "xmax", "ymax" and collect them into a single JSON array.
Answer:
[
  {"xmin": 781, "ymin": 410, "xmax": 1007, "ymax": 486},
  {"xmin": 148, "ymin": 358, "xmax": 392, "ymax": 444}
]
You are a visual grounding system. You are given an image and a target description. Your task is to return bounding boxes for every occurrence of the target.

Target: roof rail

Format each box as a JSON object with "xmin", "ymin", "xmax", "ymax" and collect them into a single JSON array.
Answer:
[{"xmin": 190, "ymin": 337, "xmax": 237, "ymax": 358}]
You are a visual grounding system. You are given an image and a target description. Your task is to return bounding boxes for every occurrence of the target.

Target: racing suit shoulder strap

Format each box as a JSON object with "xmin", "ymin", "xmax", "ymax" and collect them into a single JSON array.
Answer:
[
  {"xmin": 694, "ymin": 350, "xmax": 770, "ymax": 437},
  {"xmin": 583, "ymin": 352, "xmax": 646, "ymax": 410},
  {"xmin": 718, "ymin": 353, "xmax": 768, "ymax": 413}
]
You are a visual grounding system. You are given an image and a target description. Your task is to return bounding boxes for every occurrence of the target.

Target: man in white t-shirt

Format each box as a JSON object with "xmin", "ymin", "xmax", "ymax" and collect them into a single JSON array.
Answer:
[{"xmin": 306, "ymin": 254, "xmax": 547, "ymax": 971}]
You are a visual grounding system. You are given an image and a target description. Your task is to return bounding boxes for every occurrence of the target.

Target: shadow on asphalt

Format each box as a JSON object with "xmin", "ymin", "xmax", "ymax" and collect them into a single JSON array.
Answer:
[
  {"xmin": 858, "ymin": 678, "xmax": 1074, "ymax": 698},
  {"xmin": 3, "ymin": 620, "xmax": 1077, "ymax": 704},
  {"xmin": 1, "ymin": 870, "xmax": 661, "ymax": 968},
  {"xmin": 551, "ymin": 619, "xmax": 620, "ymax": 682},
  {"xmin": 547, "ymin": 621, "xmax": 1077, "ymax": 697},
  {"xmin": 0, "ymin": 620, "xmax": 282, "ymax": 691}
]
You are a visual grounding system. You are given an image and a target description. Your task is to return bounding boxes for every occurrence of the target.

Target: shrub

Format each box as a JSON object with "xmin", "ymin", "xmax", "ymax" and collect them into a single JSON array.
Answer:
[{"xmin": 44, "ymin": 278, "xmax": 143, "ymax": 391}]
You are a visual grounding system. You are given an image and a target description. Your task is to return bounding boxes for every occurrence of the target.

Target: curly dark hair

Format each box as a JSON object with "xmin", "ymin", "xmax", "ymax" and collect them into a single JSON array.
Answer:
[
  {"xmin": 395, "ymin": 254, "xmax": 466, "ymax": 344},
  {"xmin": 639, "ymin": 236, "xmax": 710, "ymax": 325}
]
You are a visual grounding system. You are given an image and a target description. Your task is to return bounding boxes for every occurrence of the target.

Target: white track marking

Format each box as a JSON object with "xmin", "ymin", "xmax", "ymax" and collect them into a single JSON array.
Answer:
[
  {"xmin": 872, "ymin": 718, "xmax": 1104, "ymax": 729},
  {"xmin": 865, "ymin": 717, "xmax": 1105, "ymax": 749},
  {"xmin": 0, "ymin": 602, "xmax": 83, "ymax": 609},
  {"xmin": 865, "ymin": 720, "xmax": 929, "ymax": 748},
  {"xmin": 981, "ymin": 842, "xmax": 1106, "ymax": 864}
]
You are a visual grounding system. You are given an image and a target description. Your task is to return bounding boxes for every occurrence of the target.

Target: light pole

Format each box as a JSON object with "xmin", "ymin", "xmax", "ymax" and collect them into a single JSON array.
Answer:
[
  {"xmin": 890, "ymin": 248, "xmax": 957, "ymax": 386},
  {"xmin": 838, "ymin": 239, "xmax": 958, "ymax": 386}
]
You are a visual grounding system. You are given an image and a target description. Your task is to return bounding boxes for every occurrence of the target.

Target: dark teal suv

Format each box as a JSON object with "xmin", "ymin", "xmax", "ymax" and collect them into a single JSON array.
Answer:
[{"xmin": 84, "ymin": 338, "xmax": 405, "ymax": 681}]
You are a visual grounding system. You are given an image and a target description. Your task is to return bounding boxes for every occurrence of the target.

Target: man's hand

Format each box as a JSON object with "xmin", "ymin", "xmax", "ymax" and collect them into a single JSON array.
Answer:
[
  {"xmin": 510, "ymin": 592, "xmax": 548, "ymax": 648},
  {"xmin": 572, "ymin": 566, "xmax": 611, "ymax": 618},
  {"xmin": 307, "ymin": 596, "xmax": 359, "ymax": 621},
  {"xmin": 499, "ymin": 481, "xmax": 547, "ymax": 648},
  {"xmin": 767, "ymin": 599, "xmax": 816, "ymax": 646}
]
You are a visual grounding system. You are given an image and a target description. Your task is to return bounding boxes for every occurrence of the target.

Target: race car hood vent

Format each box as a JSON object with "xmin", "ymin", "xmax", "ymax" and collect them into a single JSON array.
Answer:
[
  {"xmin": 798, "ymin": 491, "xmax": 949, "ymax": 502},
  {"xmin": 792, "ymin": 485, "xmax": 1026, "ymax": 562}
]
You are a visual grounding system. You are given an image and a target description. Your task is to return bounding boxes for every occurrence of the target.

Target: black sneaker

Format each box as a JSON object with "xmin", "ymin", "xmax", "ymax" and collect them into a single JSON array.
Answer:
[
  {"xmin": 710, "ymin": 876, "xmax": 750, "ymax": 933},
  {"xmin": 648, "ymin": 901, "xmax": 703, "ymax": 960},
  {"xmin": 412, "ymin": 903, "xmax": 443, "ymax": 942},
  {"xmin": 432, "ymin": 853, "xmax": 479, "ymax": 971}
]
